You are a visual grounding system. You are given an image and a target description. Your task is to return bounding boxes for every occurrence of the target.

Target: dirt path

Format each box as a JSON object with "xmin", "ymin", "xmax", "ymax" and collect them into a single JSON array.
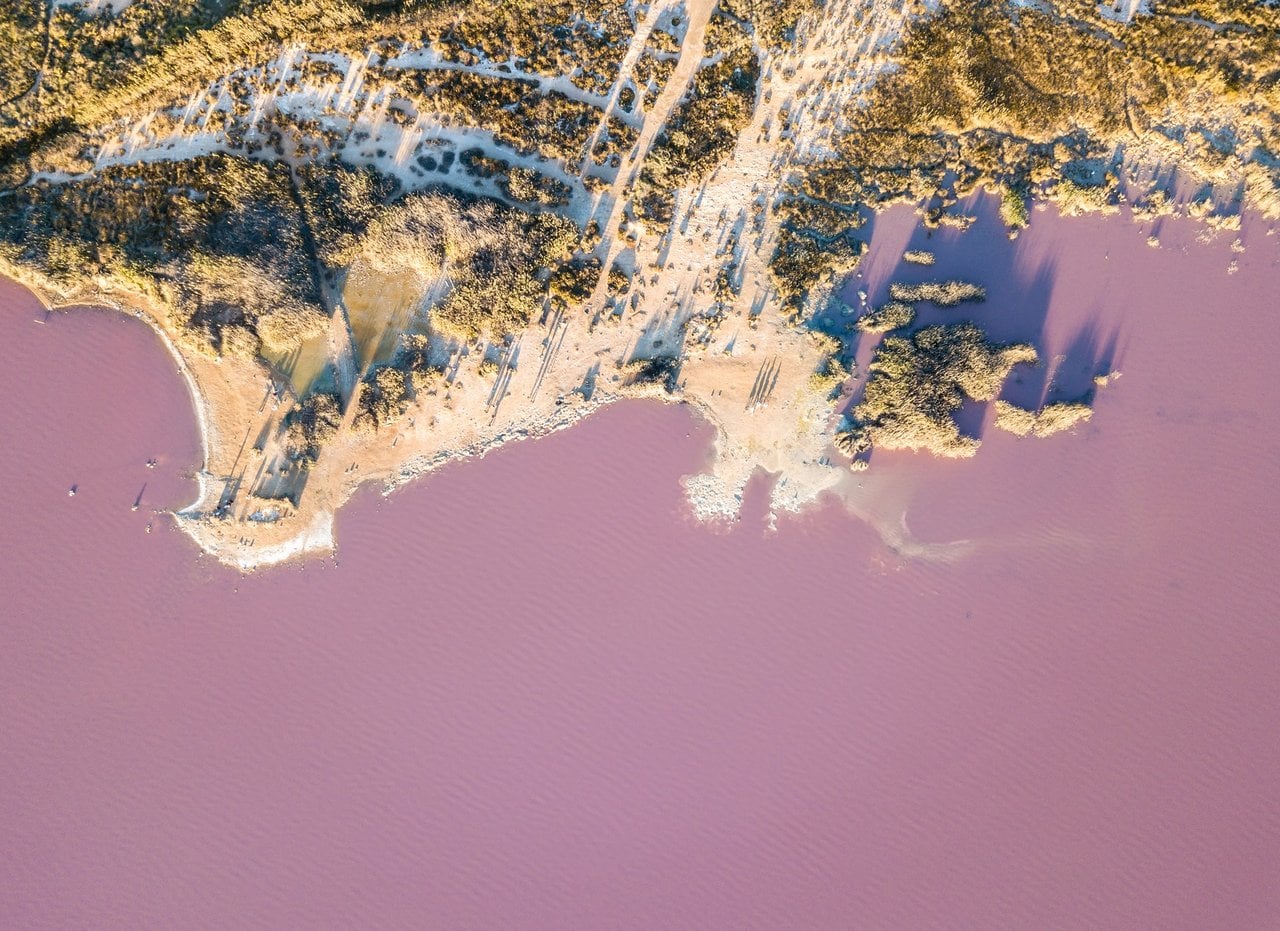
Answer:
[
  {"xmin": 587, "ymin": 0, "xmax": 718, "ymax": 301},
  {"xmin": 577, "ymin": 0, "xmax": 677, "ymax": 181}
]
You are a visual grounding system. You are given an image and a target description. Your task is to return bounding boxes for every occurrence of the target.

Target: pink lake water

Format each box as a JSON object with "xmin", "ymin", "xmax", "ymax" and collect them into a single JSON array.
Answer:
[{"xmin": 2, "ymin": 203, "xmax": 1279, "ymax": 929}]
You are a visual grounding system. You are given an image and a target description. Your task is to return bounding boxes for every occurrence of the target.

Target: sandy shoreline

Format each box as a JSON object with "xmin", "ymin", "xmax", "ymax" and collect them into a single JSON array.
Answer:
[
  {"xmin": 0, "ymin": 257, "xmax": 843, "ymax": 571},
  {"xmin": 0, "ymin": 261, "xmax": 213, "ymax": 505},
  {"xmin": 8, "ymin": 185, "xmax": 1268, "ymax": 572},
  {"xmin": 0, "ymin": 260, "xmax": 249, "ymax": 561}
]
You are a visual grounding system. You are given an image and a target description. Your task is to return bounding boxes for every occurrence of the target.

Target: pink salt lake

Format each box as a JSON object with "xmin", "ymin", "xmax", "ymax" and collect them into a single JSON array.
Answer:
[{"xmin": 1, "ymin": 202, "xmax": 1278, "ymax": 928}]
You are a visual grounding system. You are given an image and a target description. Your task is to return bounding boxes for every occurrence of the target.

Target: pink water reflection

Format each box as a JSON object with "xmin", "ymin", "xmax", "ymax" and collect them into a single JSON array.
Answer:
[{"xmin": 1, "ymin": 201, "xmax": 1279, "ymax": 929}]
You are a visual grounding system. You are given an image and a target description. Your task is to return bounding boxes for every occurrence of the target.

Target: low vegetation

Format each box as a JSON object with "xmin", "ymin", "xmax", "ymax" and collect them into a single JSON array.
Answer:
[
  {"xmin": 0, "ymin": 153, "xmax": 319, "ymax": 359},
  {"xmin": 798, "ymin": 0, "xmax": 1280, "ymax": 231},
  {"xmin": 839, "ymin": 324, "xmax": 1037, "ymax": 459},
  {"xmin": 394, "ymin": 332, "xmax": 444, "ymax": 395},
  {"xmin": 637, "ymin": 13, "xmax": 759, "ymax": 220},
  {"xmin": 622, "ymin": 355, "xmax": 681, "ymax": 393},
  {"xmin": 0, "ymin": 2, "xmax": 46, "ymax": 109},
  {"xmin": 769, "ymin": 224, "xmax": 864, "ymax": 316},
  {"xmin": 401, "ymin": 71, "xmax": 599, "ymax": 164},
  {"xmin": 430, "ymin": 0, "xmax": 632, "ymax": 91},
  {"xmin": 993, "ymin": 399, "xmax": 1093, "ymax": 438},
  {"xmin": 808, "ymin": 355, "xmax": 850, "ymax": 397},
  {"xmin": 323, "ymin": 184, "xmax": 578, "ymax": 339},
  {"xmin": 353, "ymin": 365, "xmax": 411, "ymax": 433},
  {"xmin": 856, "ymin": 302, "xmax": 914, "ymax": 334},
  {"xmin": 767, "ymin": 198, "xmax": 866, "ymax": 315},
  {"xmin": 548, "ymin": 256, "xmax": 603, "ymax": 312},
  {"xmin": 284, "ymin": 391, "xmax": 343, "ymax": 463},
  {"xmin": 718, "ymin": 0, "xmax": 822, "ymax": 49},
  {"xmin": 888, "ymin": 280, "xmax": 986, "ymax": 307}
]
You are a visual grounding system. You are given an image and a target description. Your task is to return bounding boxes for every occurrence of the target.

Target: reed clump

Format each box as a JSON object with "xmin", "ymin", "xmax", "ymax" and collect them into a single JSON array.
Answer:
[
  {"xmin": 856, "ymin": 302, "xmax": 914, "ymax": 334},
  {"xmin": 993, "ymin": 400, "xmax": 1093, "ymax": 437},
  {"xmin": 842, "ymin": 323, "xmax": 1037, "ymax": 458},
  {"xmin": 888, "ymin": 280, "xmax": 986, "ymax": 307}
]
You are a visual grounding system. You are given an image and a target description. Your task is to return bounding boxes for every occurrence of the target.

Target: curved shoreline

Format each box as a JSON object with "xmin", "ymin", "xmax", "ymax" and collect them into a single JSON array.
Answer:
[
  {"xmin": 10, "ymin": 194, "xmax": 1263, "ymax": 571},
  {"xmin": 0, "ymin": 264, "xmax": 214, "ymax": 515},
  {"xmin": 0, "ymin": 262, "xmax": 843, "ymax": 571}
]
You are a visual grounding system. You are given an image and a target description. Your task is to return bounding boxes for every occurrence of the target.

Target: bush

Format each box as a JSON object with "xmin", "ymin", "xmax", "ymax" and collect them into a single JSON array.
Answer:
[
  {"xmin": 999, "ymin": 185, "xmax": 1030, "ymax": 230},
  {"xmin": 850, "ymin": 324, "xmax": 1036, "ymax": 458},
  {"xmin": 284, "ymin": 392, "xmax": 343, "ymax": 462},
  {"xmin": 257, "ymin": 306, "xmax": 330, "ymax": 354},
  {"xmin": 993, "ymin": 400, "xmax": 1093, "ymax": 437},
  {"xmin": 857, "ymin": 302, "xmax": 915, "ymax": 334},
  {"xmin": 356, "ymin": 365, "xmax": 410, "ymax": 431},
  {"xmin": 808, "ymin": 356, "xmax": 850, "ymax": 397},
  {"xmin": 888, "ymin": 280, "xmax": 986, "ymax": 307}
]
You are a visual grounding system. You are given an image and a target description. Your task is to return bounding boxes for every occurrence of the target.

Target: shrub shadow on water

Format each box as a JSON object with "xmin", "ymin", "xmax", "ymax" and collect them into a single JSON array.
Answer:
[
  {"xmin": 835, "ymin": 195, "xmax": 1066, "ymax": 434},
  {"xmin": 953, "ymin": 398, "xmax": 991, "ymax": 445},
  {"xmin": 1041, "ymin": 317, "xmax": 1124, "ymax": 404}
]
